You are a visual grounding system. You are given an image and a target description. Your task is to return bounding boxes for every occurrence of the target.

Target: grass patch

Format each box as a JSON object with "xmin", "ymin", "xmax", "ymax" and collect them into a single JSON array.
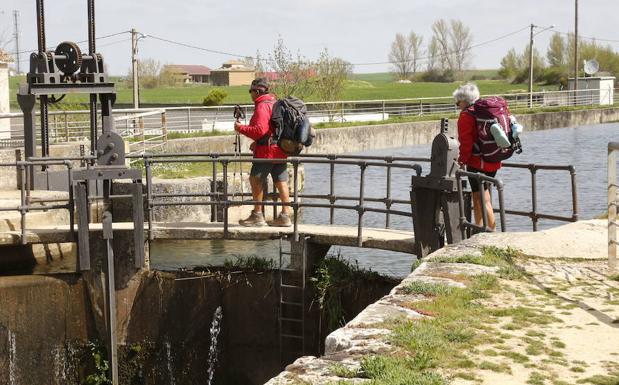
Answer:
[
  {"xmin": 222, "ymin": 256, "xmax": 275, "ymax": 270},
  {"xmin": 387, "ymin": 274, "xmax": 502, "ymax": 377},
  {"xmin": 359, "ymin": 355, "xmax": 447, "ymax": 384},
  {"xmin": 576, "ymin": 372, "xmax": 619, "ymax": 385},
  {"xmin": 430, "ymin": 246, "xmax": 526, "ymax": 280},
  {"xmin": 501, "ymin": 351, "xmax": 530, "ymax": 364},
  {"xmin": 329, "ymin": 363, "xmax": 359, "ymax": 378},
  {"xmin": 610, "ymin": 274, "xmax": 619, "ymax": 282},
  {"xmin": 403, "ymin": 281, "xmax": 458, "ymax": 297},
  {"xmin": 528, "ymin": 372, "xmax": 547, "ymax": 385},
  {"xmin": 479, "ymin": 360, "xmax": 512, "ymax": 373},
  {"xmin": 311, "ymin": 254, "xmax": 388, "ymax": 331},
  {"xmin": 489, "ymin": 306, "xmax": 562, "ymax": 327}
]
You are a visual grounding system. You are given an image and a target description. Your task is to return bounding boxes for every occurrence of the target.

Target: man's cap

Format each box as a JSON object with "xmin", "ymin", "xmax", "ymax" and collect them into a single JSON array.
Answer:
[{"xmin": 250, "ymin": 77, "xmax": 269, "ymax": 92}]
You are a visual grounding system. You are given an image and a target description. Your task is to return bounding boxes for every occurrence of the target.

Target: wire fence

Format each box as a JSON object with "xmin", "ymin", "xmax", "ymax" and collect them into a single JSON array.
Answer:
[{"xmin": 0, "ymin": 87, "xmax": 617, "ymax": 151}]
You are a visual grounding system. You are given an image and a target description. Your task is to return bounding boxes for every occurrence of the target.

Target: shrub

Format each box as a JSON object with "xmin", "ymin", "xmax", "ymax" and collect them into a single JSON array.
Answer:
[
  {"xmin": 418, "ymin": 69, "xmax": 455, "ymax": 83},
  {"xmin": 202, "ymin": 88, "xmax": 228, "ymax": 106}
]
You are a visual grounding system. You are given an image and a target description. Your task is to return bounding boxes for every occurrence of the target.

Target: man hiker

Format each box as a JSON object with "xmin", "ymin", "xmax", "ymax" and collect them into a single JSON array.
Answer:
[{"xmin": 234, "ymin": 78, "xmax": 292, "ymax": 227}]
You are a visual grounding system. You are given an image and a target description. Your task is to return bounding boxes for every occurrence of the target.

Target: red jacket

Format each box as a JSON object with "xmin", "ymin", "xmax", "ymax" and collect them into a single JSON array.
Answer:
[
  {"xmin": 457, "ymin": 110, "xmax": 501, "ymax": 172},
  {"xmin": 237, "ymin": 94, "xmax": 287, "ymax": 159}
]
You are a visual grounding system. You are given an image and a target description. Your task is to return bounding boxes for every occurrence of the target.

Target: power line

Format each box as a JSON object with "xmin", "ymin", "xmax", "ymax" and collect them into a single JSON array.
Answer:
[
  {"xmin": 552, "ymin": 29, "xmax": 619, "ymax": 44},
  {"xmin": 6, "ymin": 30, "xmax": 131, "ymax": 56},
  {"xmin": 145, "ymin": 34, "xmax": 249, "ymax": 59}
]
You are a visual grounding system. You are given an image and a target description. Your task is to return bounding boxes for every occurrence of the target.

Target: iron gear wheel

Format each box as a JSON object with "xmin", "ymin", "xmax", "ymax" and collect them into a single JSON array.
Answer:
[{"xmin": 55, "ymin": 41, "xmax": 83, "ymax": 75}]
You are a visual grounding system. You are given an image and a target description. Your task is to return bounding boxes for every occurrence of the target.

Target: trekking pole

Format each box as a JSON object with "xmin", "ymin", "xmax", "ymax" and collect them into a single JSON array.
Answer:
[{"xmin": 233, "ymin": 105, "xmax": 246, "ymax": 203}]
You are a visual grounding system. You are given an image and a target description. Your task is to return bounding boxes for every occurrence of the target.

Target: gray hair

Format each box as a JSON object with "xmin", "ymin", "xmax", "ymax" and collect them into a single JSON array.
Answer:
[{"xmin": 452, "ymin": 83, "xmax": 480, "ymax": 105}]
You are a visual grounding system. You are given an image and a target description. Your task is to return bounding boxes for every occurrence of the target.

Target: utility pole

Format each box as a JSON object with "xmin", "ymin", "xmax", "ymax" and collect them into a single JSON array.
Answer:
[
  {"xmin": 131, "ymin": 28, "xmax": 139, "ymax": 109},
  {"xmin": 573, "ymin": 0, "xmax": 579, "ymax": 105},
  {"xmin": 13, "ymin": 10, "xmax": 21, "ymax": 74},
  {"xmin": 528, "ymin": 24, "xmax": 534, "ymax": 109}
]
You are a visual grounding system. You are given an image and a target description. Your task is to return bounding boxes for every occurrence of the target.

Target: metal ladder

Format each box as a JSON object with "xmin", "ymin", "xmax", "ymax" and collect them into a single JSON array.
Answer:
[{"xmin": 278, "ymin": 237, "xmax": 307, "ymax": 364}]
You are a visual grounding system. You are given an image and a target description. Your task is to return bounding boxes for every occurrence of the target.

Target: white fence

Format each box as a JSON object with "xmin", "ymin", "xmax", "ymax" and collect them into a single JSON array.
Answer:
[{"xmin": 0, "ymin": 88, "xmax": 617, "ymax": 149}]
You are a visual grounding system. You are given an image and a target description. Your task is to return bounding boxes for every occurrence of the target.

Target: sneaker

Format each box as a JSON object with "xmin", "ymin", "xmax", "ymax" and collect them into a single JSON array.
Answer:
[
  {"xmin": 268, "ymin": 212, "xmax": 292, "ymax": 227},
  {"xmin": 239, "ymin": 211, "xmax": 267, "ymax": 227}
]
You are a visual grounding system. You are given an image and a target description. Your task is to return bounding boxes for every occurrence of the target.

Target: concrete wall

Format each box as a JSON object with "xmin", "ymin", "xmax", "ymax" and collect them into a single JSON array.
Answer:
[
  {"xmin": 0, "ymin": 268, "xmax": 395, "ymax": 385},
  {"xmin": 0, "ymin": 62, "xmax": 9, "ymax": 139}
]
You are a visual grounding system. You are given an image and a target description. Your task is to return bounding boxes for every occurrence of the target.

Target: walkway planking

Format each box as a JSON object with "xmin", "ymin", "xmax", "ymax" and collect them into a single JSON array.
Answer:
[{"xmin": 0, "ymin": 223, "xmax": 416, "ymax": 254}]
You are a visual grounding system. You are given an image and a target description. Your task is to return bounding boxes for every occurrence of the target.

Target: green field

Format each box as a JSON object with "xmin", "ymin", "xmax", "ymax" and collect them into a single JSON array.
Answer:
[{"xmin": 8, "ymin": 70, "xmax": 553, "ymax": 108}]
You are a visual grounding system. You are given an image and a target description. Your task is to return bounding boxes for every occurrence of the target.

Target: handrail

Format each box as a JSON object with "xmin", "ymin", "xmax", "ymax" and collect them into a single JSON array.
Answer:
[
  {"xmin": 609, "ymin": 142, "xmax": 619, "ymax": 274},
  {"xmin": 141, "ymin": 153, "xmax": 423, "ymax": 247}
]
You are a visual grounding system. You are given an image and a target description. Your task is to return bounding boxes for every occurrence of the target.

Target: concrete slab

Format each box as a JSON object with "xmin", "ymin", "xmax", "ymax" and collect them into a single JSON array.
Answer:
[{"xmin": 0, "ymin": 222, "xmax": 416, "ymax": 255}]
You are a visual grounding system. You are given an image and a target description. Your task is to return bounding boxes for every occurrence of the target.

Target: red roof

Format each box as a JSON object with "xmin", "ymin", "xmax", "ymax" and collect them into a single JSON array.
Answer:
[{"xmin": 166, "ymin": 65, "xmax": 211, "ymax": 75}]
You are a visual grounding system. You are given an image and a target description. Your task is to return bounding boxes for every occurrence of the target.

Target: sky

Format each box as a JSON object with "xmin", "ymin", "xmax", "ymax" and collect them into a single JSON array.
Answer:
[{"xmin": 1, "ymin": 0, "xmax": 618, "ymax": 76}]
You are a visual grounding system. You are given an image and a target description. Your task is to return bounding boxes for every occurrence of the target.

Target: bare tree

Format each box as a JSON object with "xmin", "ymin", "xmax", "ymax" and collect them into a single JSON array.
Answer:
[
  {"xmin": 127, "ymin": 58, "xmax": 162, "ymax": 89},
  {"xmin": 430, "ymin": 19, "xmax": 473, "ymax": 74},
  {"xmin": 265, "ymin": 37, "xmax": 315, "ymax": 99},
  {"xmin": 388, "ymin": 31, "xmax": 423, "ymax": 80},
  {"xmin": 389, "ymin": 33, "xmax": 413, "ymax": 80},
  {"xmin": 313, "ymin": 49, "xmax": 353, "ymax": 120},
  {"xmin": 449, "ymin": 19, "xmax": 473, "ymax": 72},
  {"xmin": 426, "ymin": 37, "xmax": 439, "ymax": 71},
  {"xmin": 409, "ymin": 32, "xmax": 424, "ymax": 74}
]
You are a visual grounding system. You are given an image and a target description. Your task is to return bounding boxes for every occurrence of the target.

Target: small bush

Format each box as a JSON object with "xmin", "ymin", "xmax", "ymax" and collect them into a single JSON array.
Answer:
[
  {"xmin": 202, "ymin": 88, "xmax": 228, "ymax": 106},
  {"xmin": 417, "ymin": 69, "xmax": 455, "ymax": 83}
]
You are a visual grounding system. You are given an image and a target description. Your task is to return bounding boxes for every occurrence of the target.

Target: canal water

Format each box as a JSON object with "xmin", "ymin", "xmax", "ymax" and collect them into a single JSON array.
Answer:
[{"xmin": 151, "ymin": 122, "xmax": 619, "ymax": 278}]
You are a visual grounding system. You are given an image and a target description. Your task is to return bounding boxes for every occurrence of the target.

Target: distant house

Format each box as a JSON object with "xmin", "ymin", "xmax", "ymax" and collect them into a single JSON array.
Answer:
[
  {"xmin": 210, "ymin": 60, "xmax": 255, "ymax": 87},
  {"xmin": 0, "ymin": 50, "xmax": 13, "ymax": 139},
  {"xmin": 163, "ymin": 64, "xmax": 212, "ymax": 84}
]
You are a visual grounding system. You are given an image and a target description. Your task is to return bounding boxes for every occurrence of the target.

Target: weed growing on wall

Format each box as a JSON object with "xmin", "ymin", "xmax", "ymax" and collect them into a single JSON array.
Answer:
[
  {"xmin": 311, "ymin": 253, "xmax": 385, "ymax": 331},
  {"xmin": 84, "ymin": 341, "xmax": 111, "ymax": 385}
]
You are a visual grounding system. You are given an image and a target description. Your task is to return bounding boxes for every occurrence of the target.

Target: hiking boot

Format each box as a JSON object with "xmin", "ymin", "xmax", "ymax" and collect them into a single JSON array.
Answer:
[
  {"xmin": 268, "ymin": 212, "xmax": 292, "ymax": 227},
  {"xmin": 239, "ymin": 211, "xmax": 267, "ymax": 227}
]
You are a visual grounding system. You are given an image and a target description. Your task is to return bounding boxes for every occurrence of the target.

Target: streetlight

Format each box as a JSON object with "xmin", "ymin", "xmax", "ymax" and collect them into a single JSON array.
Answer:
[
  {"xmin": 131, "ymin": 29, "xmax": 148, "ymax": 109},
  {"xmin": 528, "ymin": 24, "xmax": 555, "ymax": 108}
]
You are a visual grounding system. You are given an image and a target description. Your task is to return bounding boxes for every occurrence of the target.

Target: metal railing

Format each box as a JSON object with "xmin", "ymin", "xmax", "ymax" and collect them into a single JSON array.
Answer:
[
  {"xmin": 0, "ymin": 159, "xmax": 75, "ymax": 244},
  {"xmin": 456, "ymin": 170, "xmax": 507, "ymax": 233},
  {"xmin": 1, "ymin": 88, "xmax": 617, "ymax": 148},
  {"xmin": 136, "ymin": 153, "xmax": 424, "ymax": 247},
  {"xmin": 609, "ymin": 142, "xmax": 619, "ymax": 274},
  {"xmin": 0, "ymin": 154, "xmax": 580, "ymax": 253}
]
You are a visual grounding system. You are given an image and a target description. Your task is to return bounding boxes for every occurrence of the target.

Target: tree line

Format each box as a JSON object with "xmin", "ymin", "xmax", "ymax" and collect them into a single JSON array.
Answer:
[{"xmin": 498, "ymin": 33, "xmax": 619, "ymax": 87}]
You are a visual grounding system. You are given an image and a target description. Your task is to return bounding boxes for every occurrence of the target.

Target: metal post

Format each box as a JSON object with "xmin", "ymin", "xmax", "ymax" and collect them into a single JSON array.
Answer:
[
  {"xmin": 357, "ymin": 163, "xmax": 366, "ymax": 247},
  {"xmin": 609, "ymin": 143, "xmax": 617, "ymax": 274},
  {"xmin": 64, "ymin": 111, "xmax": 69, "ymax": 142},
  {"xmin": 101, "ymin": 210, "xmax": 119, "ymax": 385},
  {"xmin": 528, "ymin": 24, "xmax": 535, "ymax": 109},
  {"xmin": 329, "ymin": 157, "xmax": 335, "ymax": 225},
  {"xmin": 531, "ymin": 166, "xmax": 538, "ymax": 231},
  {"xmin": 382, "ymin": 101, "xmax": 386, "ymax": 121},
  {"xmin": 574, "ymin": 0, "xmax": 579, "ymax": 105},
  {"xmin": 145, "ymin": 159, "xmax": 153, "ymax": 241},
  {"xmin": 222, "ymin": 160, "xmax": 229, "ymax": 238},
  {"xmin": 385, "ymin": 159, "xmax": 392, "ymax": 228},
  {"xmin": 570, "ymin": 166, "xmax": 579, "ymax": 222},
  {"xmin": 293, "ymin": 161, "xmax": 299, "ymax": 242},
  {"xmin": 19, "ymin": 163, "xmax": 26, "ymax": 245},
  {"xmin": 496, "ymin": 181, "xmax": 506, "ymax": 232}
]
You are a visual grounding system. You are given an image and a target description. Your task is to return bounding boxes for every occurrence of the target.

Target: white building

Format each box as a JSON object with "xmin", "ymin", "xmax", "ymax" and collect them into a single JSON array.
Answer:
[{"xmin": 568, "ymin": 76, "xmax": 616, "ymax": 106}]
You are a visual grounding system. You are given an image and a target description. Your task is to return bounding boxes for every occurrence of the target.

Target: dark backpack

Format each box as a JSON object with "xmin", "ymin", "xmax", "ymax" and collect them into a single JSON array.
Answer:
[
  {"xmin": 270, "ymin": 97, "xmax": 315, "ymax": 156},
  {"xmin": 466, "ymin": 96, "xmax": 522, "ymax": 163}
]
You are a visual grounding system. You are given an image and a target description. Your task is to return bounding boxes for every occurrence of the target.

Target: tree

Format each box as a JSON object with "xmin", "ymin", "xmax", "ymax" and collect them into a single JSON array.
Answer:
[
  {"xmin": 314, "ymin": 49, "xmax": 352, "ymax": 102},
  {"xmin": 264, "ymin": 37, "xmax": 315, "ymax": 99},
  {"xmin": 127, "ymin": 58, "xmax": 162, "ymax": 89},
  {"xmin": 313, "ymin": 49, "xmax": 353, "ymax": 120},
  {"xmin": 498, "ymin": 45, "xmax": 545, "ymax": 84},
  {"xmin": 388, "ymin": 31, "xmax": 423, "ymax": 80},
  {"xmin": 430, "ymin": 19, "xmax": 473, "ymax": 75},
  {"xmin": 547, "ymin": 33, "xmax": 566, "ymax": 67},
  {"xmin": 498, "ymin": 48, "xmax": 520, "ymax": 80}
]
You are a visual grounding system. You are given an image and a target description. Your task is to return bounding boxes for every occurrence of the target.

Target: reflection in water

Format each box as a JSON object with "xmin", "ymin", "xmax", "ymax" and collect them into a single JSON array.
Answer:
[{"xmin": 151, "ymin": 123, "xmax": 619, "ymax": 278}]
